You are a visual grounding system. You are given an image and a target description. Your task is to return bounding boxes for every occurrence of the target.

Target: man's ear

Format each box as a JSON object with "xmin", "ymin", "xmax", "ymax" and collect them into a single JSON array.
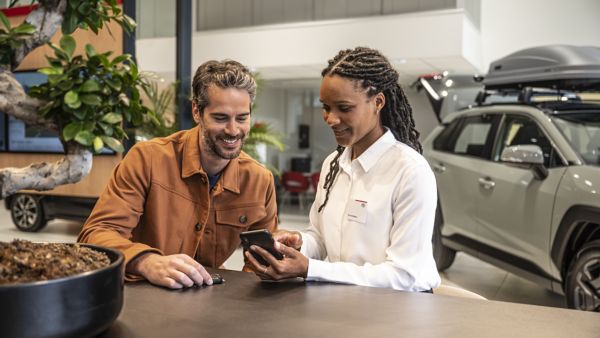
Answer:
[{"xmin": 192, "ymin": 101, "xmax": 202, "ymax": 124}]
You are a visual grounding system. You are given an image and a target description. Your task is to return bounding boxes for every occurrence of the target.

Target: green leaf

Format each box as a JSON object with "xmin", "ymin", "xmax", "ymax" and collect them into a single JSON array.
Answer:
[
  {"xmin": 49, "ymin": 43, "xmax": 71, "ymax": 62},
  {"xmin": 105, "ymin": 77, "xmax": 122, "ymax": 91},
  {"xmin": 122, "ymin": 14, "xmax": 137, "ymax": 33},
  {"xmin": 101, "ymin": 136, "xmax": 124, "ymax": 153},
  {"xmin": 84, "ymin": 44, "xmax": 96, "ymax": 57},
  {"xmin": 77, "ymin": 1, "xmax": 91, "ymax": 15},
  {"xmin": 80, "ymin": 94, "xmax": 102, "ymax": 106},
  {"xmin": 80, "ymin": 79, "xmax": 101, "ymax": 92},
  {"xmin": 64, "ymin": 90, "xmax": 81, "ymax": 109},
  {"xmin": 98, "ymin": 122, "xmax": 113, "ymax": 136},
  {"xmin": 59, "ymin": 35, "xmax": 76, "ymax": 58},
  {"xmin": 62, "ymin": 122, "xmax": 81, "ymax": 141},
  {"xmin": 61, "ymin": 14, "xmax": 78, "ymax": 35},
  {"xmin": 0, "ymin": 11, "xmax": 10, "ymax": 30},
  {"xmin": 13, "ymin": 23, "xmax": 36, "ymax": 34},
  {"xmin": 129, "ymin": 61, "xmax": 138, "ymax": 79},
  {"xmin": 73, "ymin": 109, "xmax": 86, "ymax": 120},
  {"xmin": 38, "ymin": 67, "xmax": 63, "ymax": 75},
  {"xmin": 101, "ymin": 112, "xmax": 122, "ymax": 124},
  {"xmin": 93, "ymin": 136, "xmax": 104, "ymax": 152},
  {"xmin": 57, "ymin": 80, "xmax": 74, "ymax": 91},
  {"xmin": 111, "ymin": 54, "xmax": 130, "ymax": 65},
  {"xmin": 74, "ymin": 130, "xmax": 94, "ymax": 146}
]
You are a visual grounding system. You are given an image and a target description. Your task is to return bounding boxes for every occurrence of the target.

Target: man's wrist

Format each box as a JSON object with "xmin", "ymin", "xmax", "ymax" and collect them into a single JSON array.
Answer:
[{"xmin": 127, "ymin": 252, "xmax": 157, "ymax": 276}]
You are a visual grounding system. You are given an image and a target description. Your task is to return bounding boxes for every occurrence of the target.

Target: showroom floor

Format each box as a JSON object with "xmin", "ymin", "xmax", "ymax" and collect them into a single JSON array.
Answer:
[{"xmin": 0, "ymin": 204, "xmax": 566, "ymax": 309}]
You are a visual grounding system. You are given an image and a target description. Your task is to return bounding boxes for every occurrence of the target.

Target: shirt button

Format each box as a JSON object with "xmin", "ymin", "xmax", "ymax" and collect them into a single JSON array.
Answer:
[
  {"xmin": 194, "ymin": 223, "xmax": 201, "ymax": 231},
  {"xmin": 239, "ymin": 215, "xmax": 247, "ymax": 224}
]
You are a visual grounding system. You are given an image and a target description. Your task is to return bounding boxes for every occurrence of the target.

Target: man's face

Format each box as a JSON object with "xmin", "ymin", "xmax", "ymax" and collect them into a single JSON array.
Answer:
[{"xmin": 193, "ymin": 85, "xmax": 251, "ymax": 160}]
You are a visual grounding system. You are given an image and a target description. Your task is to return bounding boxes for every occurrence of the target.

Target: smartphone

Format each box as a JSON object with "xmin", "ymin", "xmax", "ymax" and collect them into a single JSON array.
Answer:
[{"xmin": 239, "ymin": 229, "xmax": 283, "ymax": 266}]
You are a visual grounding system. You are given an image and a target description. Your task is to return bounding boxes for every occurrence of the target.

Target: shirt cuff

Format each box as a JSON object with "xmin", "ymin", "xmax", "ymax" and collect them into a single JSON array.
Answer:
[{"xmin": 305, "ymin": 258, "xmax": 329, "ymax": 281}]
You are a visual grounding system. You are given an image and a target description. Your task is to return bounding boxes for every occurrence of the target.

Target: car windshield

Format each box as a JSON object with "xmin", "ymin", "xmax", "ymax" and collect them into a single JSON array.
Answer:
[{"xmin": 552, "ymin": 112, "xmax": 600, "ymax": 166}]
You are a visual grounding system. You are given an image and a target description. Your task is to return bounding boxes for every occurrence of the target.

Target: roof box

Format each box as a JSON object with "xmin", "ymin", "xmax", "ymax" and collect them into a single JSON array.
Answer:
[{"xmin": 483, "ymin": 45, "xmax": 600, "ymax": 90}]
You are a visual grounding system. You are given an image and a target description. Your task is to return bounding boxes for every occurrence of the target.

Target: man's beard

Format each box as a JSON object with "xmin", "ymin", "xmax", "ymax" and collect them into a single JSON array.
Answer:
[{"xmin": 203, "ymin": 129, "xmax": 246, "ymax": 160}]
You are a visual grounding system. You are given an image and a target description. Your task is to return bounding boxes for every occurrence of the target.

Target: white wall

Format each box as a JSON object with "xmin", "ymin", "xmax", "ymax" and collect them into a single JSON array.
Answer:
[
  {"xmin": 137, "ymin": 9, "xmax": 481, "ymax": 81},
  {"xmin": 480, "ymin": 0, "xmax": 600, "ymax": 71}
]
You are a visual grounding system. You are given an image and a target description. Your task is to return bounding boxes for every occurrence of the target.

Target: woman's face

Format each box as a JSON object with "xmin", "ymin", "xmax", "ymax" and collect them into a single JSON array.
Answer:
[{"xmin": 320, "ymin": 75, "xmax": 385, "ymax": 156}]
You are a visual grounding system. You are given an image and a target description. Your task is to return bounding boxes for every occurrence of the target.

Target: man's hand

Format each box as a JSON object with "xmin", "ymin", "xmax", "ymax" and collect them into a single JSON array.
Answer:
[
  {"xmin": 127, "ymin": 253, "xmax": 213, "ymax": 289},
  {"xmin": 245, "ymin": 243, "xmax": 308, "ymax": 280},
  {"xmin": 273, "ymin": 230, "xmax": 303, "ymax": 251}
]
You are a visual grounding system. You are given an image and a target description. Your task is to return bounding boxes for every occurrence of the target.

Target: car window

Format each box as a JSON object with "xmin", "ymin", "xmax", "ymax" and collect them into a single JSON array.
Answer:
[
  {"xmin": 495, "ymin": 115, "xmax": 562, "ymax": 168},
  {"xmin": 433, "ymin": 119, "xmax": 462, "ymax": 151},
  {"xmin": 552, "ymin": 113, "xmax": 600, "ymax": 166},
  {"xmin": 441, "ymin": 115, "xmax": 500, "ymax": 159}
]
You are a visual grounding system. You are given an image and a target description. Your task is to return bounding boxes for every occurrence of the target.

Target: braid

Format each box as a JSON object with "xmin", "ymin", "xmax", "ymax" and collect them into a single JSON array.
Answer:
[
  {"xmin": 317, "ymin": 47, "xmax": 422, "ymax": 212},
  {"xmin": 317, "ymin": 145, "xmax": 344, "ymax": 212}
]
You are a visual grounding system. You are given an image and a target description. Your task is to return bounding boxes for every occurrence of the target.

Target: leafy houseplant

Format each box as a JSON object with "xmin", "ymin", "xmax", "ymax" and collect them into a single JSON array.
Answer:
[
  {"xmin": 0, "ymin": 0, "xmax": 153, "ymax": 199},
  {"xmin": 243, "ymin": 121, "xmax": 285, "ymax": 175},
  {"xmin": 136, "ymin": 75, "xmax": 178, "ymax": 140},
  {"xmin": 28, "ymin": 35, "xmax": 158, "ymax": 153}
]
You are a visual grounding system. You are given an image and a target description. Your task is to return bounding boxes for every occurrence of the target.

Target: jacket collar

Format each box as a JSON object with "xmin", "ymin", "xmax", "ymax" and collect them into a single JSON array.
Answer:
[{"xmin": 181, "ymin": 126, "xmax": 241, "ymax": 194}]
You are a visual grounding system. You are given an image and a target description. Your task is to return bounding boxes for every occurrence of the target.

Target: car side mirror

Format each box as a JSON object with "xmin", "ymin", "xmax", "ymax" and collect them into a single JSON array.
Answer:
[{"xmin": 500, "ymin": 145, "xmax": 548, "ymax": 180}]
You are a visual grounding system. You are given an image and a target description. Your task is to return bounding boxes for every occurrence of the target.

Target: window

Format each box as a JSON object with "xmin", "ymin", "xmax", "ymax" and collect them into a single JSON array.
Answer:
[
  {"xmin": 435, "ymin": 114, "xmax": 501, "ymax": 159},
  {"xmin": 433, "ymin": 118, "xmax": 461, "ymax": 151},
  {"xmin": 495, "ymin": 115, "xmax": 562, "ymax": 168}
]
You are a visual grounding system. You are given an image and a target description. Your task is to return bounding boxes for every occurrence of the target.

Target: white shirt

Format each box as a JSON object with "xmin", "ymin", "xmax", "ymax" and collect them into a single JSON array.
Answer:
[{"xmin": 301, "ymin": 130, "xmax": 441, "ymax": 291}]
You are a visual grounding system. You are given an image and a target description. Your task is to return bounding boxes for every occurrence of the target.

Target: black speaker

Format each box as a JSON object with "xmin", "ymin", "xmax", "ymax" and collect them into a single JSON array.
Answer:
[{"xmin": 299, "ymin": 124, "xmax": 309, "ymax": 149}]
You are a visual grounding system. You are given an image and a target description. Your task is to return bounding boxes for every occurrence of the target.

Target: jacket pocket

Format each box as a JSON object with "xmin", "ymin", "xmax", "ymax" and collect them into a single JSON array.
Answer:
[{"xmin": 215, "ymin": 205, "xmax": 267, "ymax": 228}]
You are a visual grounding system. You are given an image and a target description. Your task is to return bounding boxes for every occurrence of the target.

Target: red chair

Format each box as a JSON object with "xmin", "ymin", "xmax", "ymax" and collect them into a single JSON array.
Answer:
[{"xmin": 281, "ymin": 171, "xmax": 310, "ymax": 210}]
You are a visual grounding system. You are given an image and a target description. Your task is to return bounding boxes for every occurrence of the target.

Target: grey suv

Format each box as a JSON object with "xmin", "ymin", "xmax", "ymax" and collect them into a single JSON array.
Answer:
[{"xmin": 422, "ymin": 45, "xmax": 600, "ymax": 311}]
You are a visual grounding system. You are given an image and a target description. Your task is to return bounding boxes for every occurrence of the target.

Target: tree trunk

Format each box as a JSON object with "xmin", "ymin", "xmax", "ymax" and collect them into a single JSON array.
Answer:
[{"xmin": 0, "ymin": 143, "xmax": 93, "ymax": 199}]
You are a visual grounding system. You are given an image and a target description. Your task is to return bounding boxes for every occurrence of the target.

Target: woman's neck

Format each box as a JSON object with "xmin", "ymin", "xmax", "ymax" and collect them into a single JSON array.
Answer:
[{"xmin": 351, "ymin": 125, "xmax": 386, "ymax": 160}]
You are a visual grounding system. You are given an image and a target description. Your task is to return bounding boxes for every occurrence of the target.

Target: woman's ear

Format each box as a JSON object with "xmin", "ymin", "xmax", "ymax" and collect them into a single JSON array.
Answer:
[{"xmin": 375, "ymin": 92, "xmax": 385, "ymax": 113}]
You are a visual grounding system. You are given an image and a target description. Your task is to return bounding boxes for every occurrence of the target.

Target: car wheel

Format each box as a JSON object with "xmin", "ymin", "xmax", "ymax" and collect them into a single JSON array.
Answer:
[
  {"xmin": 10, "ymin": 194, "xmax": 48, "ymax": 232},
  {"xmin": 566, "ymin": 241, "xmax": 600, "ymax": 312},
  {"xmin": 432, "ymin": 205, "xmax": 456, "ymax": 271}
]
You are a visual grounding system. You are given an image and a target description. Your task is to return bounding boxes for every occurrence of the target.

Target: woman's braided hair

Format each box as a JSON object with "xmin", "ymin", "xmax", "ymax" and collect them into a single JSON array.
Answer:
[{"xmin": 318, "ymin": 47, "xmax": 422, "ymax": 212}]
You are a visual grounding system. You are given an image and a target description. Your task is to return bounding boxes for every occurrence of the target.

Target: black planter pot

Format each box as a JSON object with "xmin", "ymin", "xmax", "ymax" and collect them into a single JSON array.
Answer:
[{"xmin": 0, "ymin": 244, "xmax": 124, "ymax": 338}]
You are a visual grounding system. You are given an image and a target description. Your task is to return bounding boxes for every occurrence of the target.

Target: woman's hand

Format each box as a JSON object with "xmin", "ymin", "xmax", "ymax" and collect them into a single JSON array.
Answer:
[
  {"xmin": 273, "ymin": 230, "xmax": 303, "ymax": 251},
  {"xmin": 245, "ymin": 242, "xmax": 308, "ymax": 280}
]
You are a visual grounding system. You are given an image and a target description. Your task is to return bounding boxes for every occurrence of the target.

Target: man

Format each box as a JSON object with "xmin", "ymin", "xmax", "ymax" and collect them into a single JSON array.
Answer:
[{"xmin": 78, "ymin": 60, "xmax": 278, "ymax": 289}]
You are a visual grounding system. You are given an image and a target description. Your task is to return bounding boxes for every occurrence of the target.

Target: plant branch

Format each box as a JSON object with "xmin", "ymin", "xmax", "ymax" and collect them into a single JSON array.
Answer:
[
  {"xmin": 0, "ymin": 143, "xmax": 92, "ymax": 199},
  {"xmin": 0, "ymin": 70, "xmax": 56, "ymax": 130},
  {"xmin": 11, "ymin": 0, "xmax": 67, "ymax": 70}
]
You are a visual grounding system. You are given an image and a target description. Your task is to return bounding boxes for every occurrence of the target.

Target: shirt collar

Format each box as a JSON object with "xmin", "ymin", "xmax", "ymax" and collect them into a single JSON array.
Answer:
[
  {"xmin": 339, "ymin": 129, "xmax": 396, "ymax": 173},
  {"xmin": 181, "ymin": 125, "xmax": 240, "ymax": 194}
]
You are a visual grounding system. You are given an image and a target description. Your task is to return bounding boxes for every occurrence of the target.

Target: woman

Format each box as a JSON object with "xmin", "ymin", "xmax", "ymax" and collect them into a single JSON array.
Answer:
[{"xmin": 246, "ymin": 47, "xmax": 440, "ymax": 292}]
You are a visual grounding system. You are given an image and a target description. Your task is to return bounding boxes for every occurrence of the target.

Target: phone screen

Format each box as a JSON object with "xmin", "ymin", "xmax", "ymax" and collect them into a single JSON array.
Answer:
[{"xmin": 239, "ymin": 230, "xmax": 283, "ymax": 266}]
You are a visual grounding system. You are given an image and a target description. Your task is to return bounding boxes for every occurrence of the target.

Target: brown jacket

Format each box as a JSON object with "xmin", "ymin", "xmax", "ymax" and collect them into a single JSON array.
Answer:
[{"xmin": 77, "ymin": 126, "xmax": 278, "ymax": 280}]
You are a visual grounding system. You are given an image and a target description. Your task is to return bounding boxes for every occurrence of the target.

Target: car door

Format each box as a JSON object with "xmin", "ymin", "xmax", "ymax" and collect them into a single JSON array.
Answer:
[
  {"xmin": 428, "ymin": 114, "xmax": 502, "ymax": 241},
  {"xmin": 476, "ymin": 113, "xmax": 568, "ymax": 275}
]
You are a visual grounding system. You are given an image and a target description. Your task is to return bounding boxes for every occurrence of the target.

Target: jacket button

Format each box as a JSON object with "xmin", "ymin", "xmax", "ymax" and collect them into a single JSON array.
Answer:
[
  {"xmin": 239, "ymin": 215, "xmax": 247, "ymax": 224},
  {"xmin": 194, "ymin": 223, "xmax": 201, "ymax": 231}
]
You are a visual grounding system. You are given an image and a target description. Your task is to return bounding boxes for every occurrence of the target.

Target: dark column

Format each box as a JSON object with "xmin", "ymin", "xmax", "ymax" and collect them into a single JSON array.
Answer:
[
  {"xmin": 122, "ymin": 0, "xmax": 136, "ymax": 153},
  {"xmin": 122, "ymin": 0, "xmax": 136, "ymax": 62},
  {"xmin": 176, "ymin": 0, "xmax": 193, "ymax": 130}
]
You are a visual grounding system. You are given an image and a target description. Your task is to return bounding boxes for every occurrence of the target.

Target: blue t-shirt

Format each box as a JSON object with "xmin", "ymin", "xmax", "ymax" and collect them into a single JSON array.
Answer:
[{"xmin": 207, "ymin": 173, "xmax": 221, "ymax": 190}]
